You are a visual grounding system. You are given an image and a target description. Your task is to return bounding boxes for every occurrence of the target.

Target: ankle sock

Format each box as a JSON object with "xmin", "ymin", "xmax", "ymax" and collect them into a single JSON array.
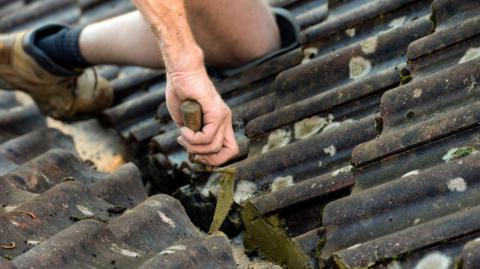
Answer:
[{"xmin": 35, "ymin": 27, "xmax": 90, "ymax": 71}]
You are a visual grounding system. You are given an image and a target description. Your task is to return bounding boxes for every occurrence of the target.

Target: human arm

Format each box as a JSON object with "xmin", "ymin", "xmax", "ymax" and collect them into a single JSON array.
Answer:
[{"xmin": 131, "ymin": 0, "xmax": 239, "ymax": 166}]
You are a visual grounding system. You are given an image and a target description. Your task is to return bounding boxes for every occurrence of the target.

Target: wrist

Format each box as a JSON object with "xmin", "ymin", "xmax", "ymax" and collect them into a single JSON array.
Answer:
[
  {"xmin": 167, "ymin": 63, "xmax": 218, "ymax": 102},
  {"xmin": 164, "ymin": 44, "xmax": 205, "ymax": 74},
  {"xmin": 151, "ymin": 20, "xmax": 205, "ymax": 73}
]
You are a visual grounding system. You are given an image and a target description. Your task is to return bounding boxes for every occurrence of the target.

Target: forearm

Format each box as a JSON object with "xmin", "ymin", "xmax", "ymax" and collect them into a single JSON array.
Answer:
[
  {"xmin": 145, "ymin": 0, "xmax": 204, "ymax": 73},
  {"xmin": 131, "ymin": 0, "xmax": 241, "ymax": 166}
]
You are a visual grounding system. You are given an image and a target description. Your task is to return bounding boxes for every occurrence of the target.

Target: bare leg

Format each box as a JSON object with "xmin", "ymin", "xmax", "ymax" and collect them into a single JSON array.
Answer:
[{"xmin": 80, "ymin": 1, "xmax": 280, "ymax": 69}]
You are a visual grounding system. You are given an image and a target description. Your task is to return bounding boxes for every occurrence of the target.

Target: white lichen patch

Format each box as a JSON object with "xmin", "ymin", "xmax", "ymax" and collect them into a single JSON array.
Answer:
[
  {"xmin": 322, "ymin": 119, "xmax": 355, "ymax": 134},
  {"xmin": 466, "ymin": 75, "xmax": 477, "ymax": 94},
  {"xmin": 413, "ymin": 88, "xmax": 423, "ymax": 98},
  {"xmin": 360, "ymin": 37, "xmax": 378, "ymax": 55},
  {"xmin": 4, "ymin": 205, "xmax": 18, "ymax": 212},
  {"xmin": 302, "ymin": 47, "xmax": 319, "ymax": 64},
  {"xmin": 27, "ymin": 240, "xmax": 42, "ymax": 246},
  {"xmin": 169, "ymin": 245, "xmax": 187, "ymax": 251},
  {"xmin": 387, "ymin": 261, "xmax": 402, "ymax": 269},
  {"xmin": 414, "ymin": 252, "xmax": 451, "ymax": 269},
  {"xmin": 262, "ymin": 129, "xmax": 291, "ymax": 153},
  {"xmin": 144, "ymin": 199, "xmax": 161, "ymax": 207},
  {"xmin": 294, "ymin": 116, "xmax": 328, "ymax": 140},
  {"xmin": 199, "ymin": 176, "xmax": 222, "ymax": 198},
  {"xmin": 76, "ymin": 205, "xmax": 94, "ymax": 217},
  {"xmin": 328, "ymin": 114, "xmax": 335, "ymax": 122},
  {"xmin": 459, "ymin": 47, "xmax": 480, "ymax": 64},
  {"xmin": 110, "ymin": 244, "xmax": 140, "ymax": 258},
  {"xmin": 271, "ymin": 176, "xmax": 294, "ymax": 192},
  {"xmin": 345, "ymin": 28, "xmax": 356, "ymax": 37},
  {"xmin": 389, "ymin": 16, "xmax": 406, "ymax": 29},
  {"xmin": 322, "ymin": 122, "xmax": 341, "ymax": 133},
  {"xmin": 402, "ymin": 169, "xmax": 420, "ymax": 178},
  {"xmin": 347, "ymin": 244, "xmax": 361, "ymax": 250},
  {"xmin": 349, "ymin": 56, "xmax": 372, "ymax": 80},
  {"xmin": 442, "ymin": 148, "xmax": 456, "ymax": 162},
  {"xmin": 158, "ymin": 210, "xmax": 176, "ymax": 228},
  {"xmin": 323, "ymin": 145, "xmax": 337, "ymax": 156},
  {"xmin": 233, "ymin": 180, "xmax": 257, "ymax": 204},
  {"xmin": 331, "ymin": 165, "xmax": 353, "ymax": 177},
  {"xmin": 160, "ymin": 244, "xmax": 187, "ymax": 255},
  {"xmin": 446, "ymin": 177, "xmax": 467, "ymax": 192}
]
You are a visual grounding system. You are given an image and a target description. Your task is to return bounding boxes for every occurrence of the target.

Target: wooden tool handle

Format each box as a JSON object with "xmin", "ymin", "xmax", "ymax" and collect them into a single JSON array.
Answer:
[
  {"xmin": 181, "ymin": 100, "xmax": 203, "ymax": 164},
  {"xmin": 181, "ymin": 100, "xmax": 203, "ymax": 132}
]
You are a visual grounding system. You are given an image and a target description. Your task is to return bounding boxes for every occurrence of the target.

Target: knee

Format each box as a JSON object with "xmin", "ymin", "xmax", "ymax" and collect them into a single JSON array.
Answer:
[{"xmin": 231, "ymin": 22, "xmax": 281, "ymax": 65}]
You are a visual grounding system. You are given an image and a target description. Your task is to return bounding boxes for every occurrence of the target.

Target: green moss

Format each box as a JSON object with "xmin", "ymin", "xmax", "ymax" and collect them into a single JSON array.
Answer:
[
  {"xmin": 442, "ymin": 147, "xmax": 476, "ymax": 162},
  {"xmin": 332, "ymin": 255, "xmax": 351, "ymax": 269},
  {"xmin": 209, "ymin": 167, "xmax": 235, "ymax": 233},
  {"xmin": 406, "ymin": 110, "xmax": 415, "ymax": 119},
  {"xmin": 455, "ymin": 259, "xmax": 464, "ymax": 269},
  {"xmin": 400, "ymin": 75, "xmax": 412, "ymax": 85},
  {"xmin": 451, "ymin": 147, "xmax": 474, "ymax": 160},
  {"xmin": 3, "ymin": 255, "xmax": 12, "ymax": 261},
  {"xmin": 400, "ymin": 68, "xmax": 410, "ymax": 78},
  {"xmin": 429, "ymin": 13, "xmax": 437, "ymax": 29},
  {"xmin": 315, "ymin": 236, "xmax": 326, "ymax": 260},
  {"xmin": 399, "ymin": 68, "xmax": 412, "ymax": 85},
  {"xmin": 242, "ymin": 202, "xmax": 313, "ymax": 269}
]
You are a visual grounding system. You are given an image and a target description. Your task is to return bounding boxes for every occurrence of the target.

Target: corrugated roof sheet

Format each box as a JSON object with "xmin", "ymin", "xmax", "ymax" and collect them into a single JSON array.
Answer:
[
  {"xmin": 0, "ymin": 125, "xmax": 236, "ymax": 269},
  {"xmin": 95, "ymin": 0, "xmax": 480, "ymax": 268},
  {"xmin": 0, "ymin": 1, "xmax": 237, "ymax": 268},
  {"xmin": 321, "ymin": 1, "xmax": 480, "ymax": 268}
]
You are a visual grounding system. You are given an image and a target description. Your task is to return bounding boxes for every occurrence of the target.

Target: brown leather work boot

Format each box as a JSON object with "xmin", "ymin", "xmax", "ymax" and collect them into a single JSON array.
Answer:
[{"xmin": 0, "ymin": 25, "xmax": 113, "ymax": 120}]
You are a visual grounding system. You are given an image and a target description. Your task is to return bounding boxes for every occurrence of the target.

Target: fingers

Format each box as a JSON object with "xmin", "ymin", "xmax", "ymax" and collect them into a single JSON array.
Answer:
[
  {"xmin": 194, "ymin": 125, "xmax": 239, "ymax": 166},
  {"xmin": 164, "ymin": 68, "xmax": 237, "ymax": 166},
  {"xmin": 180, "ymin": 106, "xmax": 229, "ymax": 145},
  {"xmin": 165, "ymin": 88, "xmax": 183, "ymax": 127},
  {"xmin": 177, "ymin": 124, "xmax": 226, "ymax": 155},
  {"xmin": 177, "ymin": 118, "xmax": 239, "ymax": 166}
]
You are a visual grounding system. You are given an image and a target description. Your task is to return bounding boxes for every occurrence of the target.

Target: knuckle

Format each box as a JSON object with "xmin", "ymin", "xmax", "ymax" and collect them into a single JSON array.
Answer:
[
  {"xmin": 182, "ymin": 136, "xmax": 192, "ymax": 144},
  {"xmin": 203, "ymin": 145, "xmax": 220, "ymax": 154},
  {"xmin": 224, "ymin": 107, "xmax": 231, "ymax": 117},
  {"xmin": 212, "ymin": 143, "xmax": 223, "ymax": 153}
]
